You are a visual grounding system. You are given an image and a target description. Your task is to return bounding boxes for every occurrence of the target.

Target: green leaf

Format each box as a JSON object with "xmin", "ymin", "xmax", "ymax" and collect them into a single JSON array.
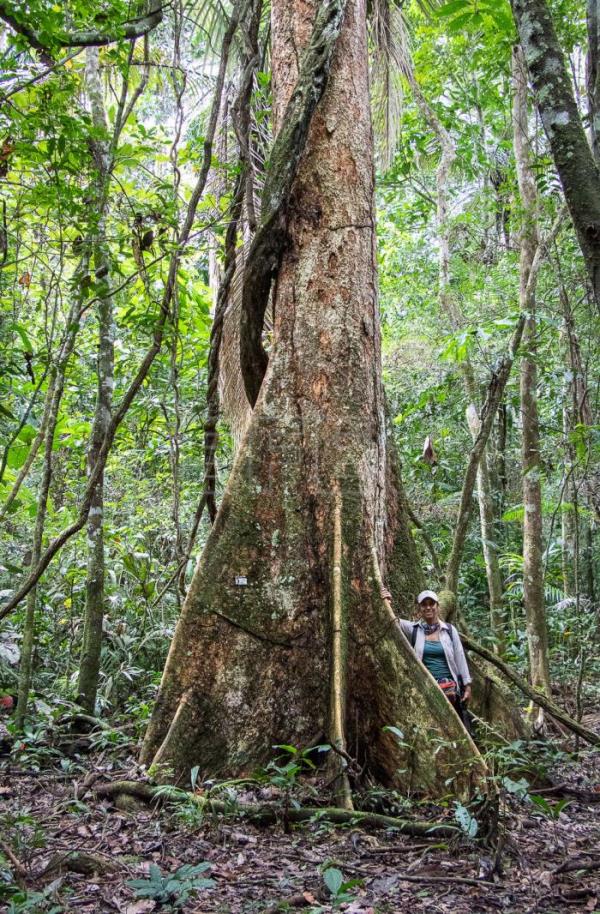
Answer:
[
  {"xmin": 502, "ymin": 776, "xmax": 529, "ymax": 798},
  {"xmin": 323, "ymin": 867, "xmax": 344, "ymax": 897},
  {"xmin": 447, "ymin": 10, "xmax": 479, "ymax": 33},
  {"xmin": 436, "ymin": 0, "xmax": 471, "ymax": 18},
  {"xmin": 0, "ymin": 403, "xmax": 17, "ymax": 421},
  {"xmin": 17, "ymin": 423, "xmax": 38, "ymax": 444},
  {"xmin": 383, "ymin": 725, "xmax": 405, "ymax": 741},
  {"xmin": 453, "ymin": 801, "xmax": 478, "ymax": 837},
  {"xmin": 7, "ymin": 444, "xmax": 28, "ymax": 470},
  {"xmin": 529, "ymin": 794, "xmax": 552, "ymax": 815},
  {"xmin": 10, "ymin": 323, "xmax": 33, "ymax": 353}
]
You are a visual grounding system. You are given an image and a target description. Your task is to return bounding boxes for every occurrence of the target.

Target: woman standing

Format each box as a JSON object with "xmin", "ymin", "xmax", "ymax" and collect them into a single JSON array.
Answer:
[{"xmin": 382, "ymin": 588, "xmax": 472, "ymax": 708}]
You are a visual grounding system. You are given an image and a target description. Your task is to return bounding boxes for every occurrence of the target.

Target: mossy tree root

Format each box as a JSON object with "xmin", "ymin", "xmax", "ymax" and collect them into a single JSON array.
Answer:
[{"xmin": 94, "ymin": 781, "xmax": 460, "ymax": 837}]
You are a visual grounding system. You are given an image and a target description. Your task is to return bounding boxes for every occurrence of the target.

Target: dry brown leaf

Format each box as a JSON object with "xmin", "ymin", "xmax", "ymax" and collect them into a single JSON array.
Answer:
[{"xmin": 124, "ymin": 902, "xmax": 155, "ymax": 914}]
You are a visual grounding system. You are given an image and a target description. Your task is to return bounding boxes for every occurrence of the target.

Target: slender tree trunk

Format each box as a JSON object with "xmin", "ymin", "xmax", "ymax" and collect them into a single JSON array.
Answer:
[
  {"xmin": 15, "ymin": 486, "xmax": 49, "ymax": 730},
  {"xmin": 465, "ymin": 397, "xmax": 505, "ymax": 650},
  {"xmin": 443, "ymin": 312, "xmax": 528, "ymax": 606},
  {"xmin": 496, "ymin": 402, "xmax": 508, "ymax": 509},
  {"xmin": 77, "ymin": 48, "xmax": 115, "ymax": 713},
  {"xmin": 15, "ymin": 294, "xmax": 84, "ymax": 727},
  {"xmin": 584, "ymin": 522, "xmax": 596, "ymax": 604},
  {"xmin": 403, "ymin": 64, "xmax": 505, "ymax": 649},
  {"xmin": 142, "ymin": 0, "xmax": 484, "ymax": 796},
  {"xmin": 561, "ymin": 385, "xmax": 576, "ymax": 597},
  {"xmin": 511, "ymin": 0, "xmax": 600, "ymax": 304},
  {"xmin": 513, "ymin": 46, "xmax": 551, "ymax": 707}
]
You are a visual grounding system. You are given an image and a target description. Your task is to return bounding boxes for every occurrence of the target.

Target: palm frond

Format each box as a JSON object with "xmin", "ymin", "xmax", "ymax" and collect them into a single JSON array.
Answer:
[{"xmin": 369, "ymin": 0, "xmax": 412, "ymax": 171}]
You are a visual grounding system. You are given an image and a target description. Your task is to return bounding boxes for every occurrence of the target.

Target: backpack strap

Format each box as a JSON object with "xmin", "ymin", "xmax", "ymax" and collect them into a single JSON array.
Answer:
[
  {"xmin": 446, "ymin": 624, "xmax": 464, "ymax": 693},
  {"xmin": 410, "ymin": 624, "xmax": 418, "ymax": 648}
]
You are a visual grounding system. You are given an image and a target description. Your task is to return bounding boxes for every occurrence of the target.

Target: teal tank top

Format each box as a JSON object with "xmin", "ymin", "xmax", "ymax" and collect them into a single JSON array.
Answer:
[{"xmin": 422, "ymin": 638, "xmax": 452, "ymax": 681}]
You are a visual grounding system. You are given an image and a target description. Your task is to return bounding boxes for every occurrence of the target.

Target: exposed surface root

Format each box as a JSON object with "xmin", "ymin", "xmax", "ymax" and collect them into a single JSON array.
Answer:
[{"xmin": 94, "ymin": 779, "xmax": 460, "ymax": 837}]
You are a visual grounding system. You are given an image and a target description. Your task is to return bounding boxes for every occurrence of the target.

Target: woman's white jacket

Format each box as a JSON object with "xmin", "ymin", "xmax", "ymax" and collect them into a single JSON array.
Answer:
[{"xmin": 396, "ymin": 619, "xmax": 472, "ymax": 686}]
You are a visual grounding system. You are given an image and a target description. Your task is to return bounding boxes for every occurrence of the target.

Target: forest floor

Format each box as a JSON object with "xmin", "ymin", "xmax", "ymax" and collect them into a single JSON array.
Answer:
[{"xmin": 1, "ymin": 735, "xmax": 600, "ymax": 914}]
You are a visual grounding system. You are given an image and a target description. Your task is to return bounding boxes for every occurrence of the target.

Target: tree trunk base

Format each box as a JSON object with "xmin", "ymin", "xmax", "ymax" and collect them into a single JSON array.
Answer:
[{"xmin": 141, "ymin": 414, "xmax": 486, "ymax": 796}]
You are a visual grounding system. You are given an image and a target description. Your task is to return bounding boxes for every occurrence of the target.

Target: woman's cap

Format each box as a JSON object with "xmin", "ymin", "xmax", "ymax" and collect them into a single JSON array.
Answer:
[{"xmin": 417, "ymin": 589, "xmax": 439, "ymax": 604}]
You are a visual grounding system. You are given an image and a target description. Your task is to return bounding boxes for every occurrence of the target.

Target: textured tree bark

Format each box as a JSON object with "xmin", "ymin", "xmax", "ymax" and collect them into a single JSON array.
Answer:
[
  {"xmin": 77, "ymin": 48, "xmax": 115, "ymax": 714},
  {"xmin": 511, "ymin": 0, "xmax": 600, "ymax": 304},
  {"xmin": 588, "ymin": 0, "xmax": 600, "ymax": 164},
  {"xmin": 141, "ymin": 0, "xmax": 484, "ymax": 796},
  {"xmin": 513, "ymin": 47, "xmax": 551, "ymax": 708}
]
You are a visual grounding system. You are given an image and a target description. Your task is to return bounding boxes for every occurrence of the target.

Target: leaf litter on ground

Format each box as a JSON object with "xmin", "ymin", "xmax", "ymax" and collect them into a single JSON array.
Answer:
[{"xmin": 0, "ymin": 748, "xmax": 599, "ymax": 913}]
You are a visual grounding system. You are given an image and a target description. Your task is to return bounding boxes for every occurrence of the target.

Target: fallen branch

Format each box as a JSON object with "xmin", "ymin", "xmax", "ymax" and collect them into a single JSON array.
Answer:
[
  {"xmin": 552, "ymin": 857, "xmax": 600, "ymax": 875},
  {"xmin": 461, "ymin": 634, "xmax": 600, "ymax": 747},
  {"xmin": 349, "ymin": 862, "xmax": 495, "ymax": 888},
  {"xmin": 534, "ymin": 782, "xmax": 600, "ymax": 803},
  {"xmin": 93, "ymin": 780, "xmax": 459, "ymax": 837},
  {"xmin": 0, "ymin": 839, "xmax": 27, "ymax": 878},
  {"xmin": 42, "ymin": 850, "xmax": 119, "ymax": 877},
  {"xmin": 397, "ymin": 874, "xmax": 495, "ymax": 888}
]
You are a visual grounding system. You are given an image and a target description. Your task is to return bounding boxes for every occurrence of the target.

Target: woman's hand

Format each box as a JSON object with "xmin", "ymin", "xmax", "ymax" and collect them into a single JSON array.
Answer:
[{"xmin": 462, "ymin": 685, "xmax": 472, "ymax": 704}]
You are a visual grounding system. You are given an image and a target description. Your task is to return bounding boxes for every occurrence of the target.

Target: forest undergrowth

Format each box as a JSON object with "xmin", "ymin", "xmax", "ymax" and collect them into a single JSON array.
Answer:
[{"xmin": 1, "ymin": 710, "xmax": 600, "ymax": 914}]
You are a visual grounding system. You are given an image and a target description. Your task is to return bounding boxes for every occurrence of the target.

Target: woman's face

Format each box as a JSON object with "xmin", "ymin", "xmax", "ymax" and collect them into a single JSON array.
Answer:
[{"xmin": 419, "ymin": 598, "xmax": 439, "ymax": 624}]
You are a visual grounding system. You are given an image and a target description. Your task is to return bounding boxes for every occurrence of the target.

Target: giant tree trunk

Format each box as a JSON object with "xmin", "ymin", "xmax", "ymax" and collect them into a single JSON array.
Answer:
[
  {"xmin": 141, "ymin": 0, "xmax": 483, "ymax": 795},
  {"xmin": 513, "ymin": 47, "xmax": 551, "ymax": 707}
]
